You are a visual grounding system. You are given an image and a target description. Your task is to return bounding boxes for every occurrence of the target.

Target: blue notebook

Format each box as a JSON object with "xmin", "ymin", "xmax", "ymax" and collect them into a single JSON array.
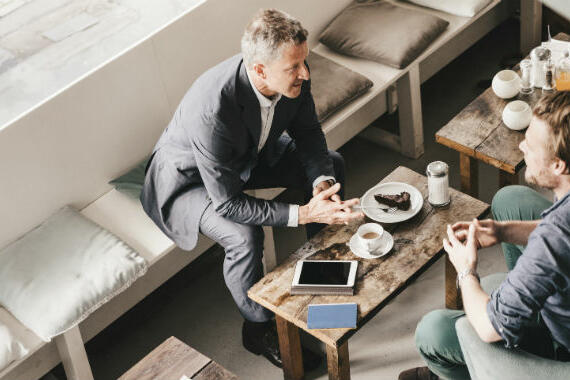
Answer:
[{"xmin": 307, "ymin": 303, "xmax": 357, "ymax": 329}]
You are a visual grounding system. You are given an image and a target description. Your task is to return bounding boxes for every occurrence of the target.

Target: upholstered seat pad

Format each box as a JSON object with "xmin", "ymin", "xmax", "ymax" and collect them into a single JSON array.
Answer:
[
  {"xmin": 308, "ymin": 51, "xmax": 373, "ymax": 122},
  {"xmin": 0, "ymin": 314, "xmax": 28, "ymax": 372},
  {"xmin": 0, "ymin": 207, "xmax": 147, "ymax": 341},
  {"xmin": 319, "ymin": 1, "xmax": 449, "ymax": 69}
]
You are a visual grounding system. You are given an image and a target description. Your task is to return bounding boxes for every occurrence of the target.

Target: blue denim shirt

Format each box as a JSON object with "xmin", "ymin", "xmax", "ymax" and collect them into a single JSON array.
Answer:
[{"xmin": 487, "ymin": 190, "xmax": 570, "ymax": 350}]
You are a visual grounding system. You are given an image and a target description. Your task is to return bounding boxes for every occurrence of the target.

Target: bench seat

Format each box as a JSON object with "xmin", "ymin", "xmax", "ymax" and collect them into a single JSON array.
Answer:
[{"xmin": 315, "ymin": 0, "xmax": 511, "ymax": 157}]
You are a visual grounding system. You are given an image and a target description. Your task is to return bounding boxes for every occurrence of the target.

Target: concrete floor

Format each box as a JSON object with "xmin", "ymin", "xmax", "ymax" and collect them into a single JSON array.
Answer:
[{"xmin": 42, "ymin": 16, "xmax": 537, "ymax": 380}]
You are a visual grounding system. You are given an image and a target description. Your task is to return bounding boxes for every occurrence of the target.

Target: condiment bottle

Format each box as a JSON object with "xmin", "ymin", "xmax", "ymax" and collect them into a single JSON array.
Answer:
[
  {"xmin": 427, "ymin": 161, "xmax": 450, "ymax": 207},
  {"xmin": 556, "ymin": 50, "xmax": 570, "ymax": 91}
]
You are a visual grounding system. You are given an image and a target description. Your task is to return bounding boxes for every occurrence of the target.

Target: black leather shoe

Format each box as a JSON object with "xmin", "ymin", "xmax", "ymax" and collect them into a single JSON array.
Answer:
[
  {"xmin": 242, "ymin": 320, "xmax": 282, "ymax": 367},
  {"xmin": 242, "ymin": 320, "xmax": 322, "ymax": 371},
  {"xmin": 398, "ymin": 367, "xmax": 440, "ymax": 380}
]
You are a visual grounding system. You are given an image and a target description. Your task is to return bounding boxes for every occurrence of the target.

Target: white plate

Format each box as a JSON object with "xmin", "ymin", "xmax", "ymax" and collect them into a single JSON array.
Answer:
[
  {"xmin": 348, "ymin": 232, "xmax": 394, "ymax": 259},
  {"xmin": 360, "ymin": 182, "xmax": 424, "ymax": 223}
]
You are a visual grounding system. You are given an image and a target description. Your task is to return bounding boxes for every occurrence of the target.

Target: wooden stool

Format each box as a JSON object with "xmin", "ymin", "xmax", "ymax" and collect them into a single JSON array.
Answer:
[{"xmin": 119, "ymin": 336, "xmax": 237, "ymax": 380}]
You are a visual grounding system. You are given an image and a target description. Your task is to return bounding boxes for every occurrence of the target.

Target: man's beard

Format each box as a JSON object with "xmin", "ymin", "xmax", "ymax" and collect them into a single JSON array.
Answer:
[{"xmin": 525, "ymin": 166, "xmax": 557, "ymax": 189}]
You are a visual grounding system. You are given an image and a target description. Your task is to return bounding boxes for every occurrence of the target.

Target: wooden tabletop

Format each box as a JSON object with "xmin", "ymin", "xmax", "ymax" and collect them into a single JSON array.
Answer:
[
  {"xmin": 248, "ymin": 166, "xmax": 489, "ymax": 348},
  {"xmin": 118, "ymin": 336, "xmax": 237, "ymax": 380},
  {"xmin": 436, "ymin": 32, "xmax": 570, "ymax": 175}
]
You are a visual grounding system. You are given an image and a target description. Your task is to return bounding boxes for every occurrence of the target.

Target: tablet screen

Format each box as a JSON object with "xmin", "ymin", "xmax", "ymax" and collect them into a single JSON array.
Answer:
[{"xmin": 298, "ymin": 261, "xmax": 352, "ymax": 285}]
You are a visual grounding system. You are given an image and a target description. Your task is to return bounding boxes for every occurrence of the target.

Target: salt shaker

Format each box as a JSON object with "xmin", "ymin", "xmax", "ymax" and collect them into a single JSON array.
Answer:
[
  {"xmin": 530, "ymin": 47, "xmax": 551, "ymax": 88},
  {"xmin": 427, "ymin": 161, "xmax": 450, "ymax": 207}
]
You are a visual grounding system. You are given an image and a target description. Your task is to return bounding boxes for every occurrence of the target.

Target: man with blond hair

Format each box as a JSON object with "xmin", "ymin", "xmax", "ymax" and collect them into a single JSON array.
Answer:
[
  {"xmin": 141, "ymin": 9, "xmax": 362, "ymax": 369},
  {"xmin": 399, "ymin": 91, "xmax": 570, "ymax": 380}
]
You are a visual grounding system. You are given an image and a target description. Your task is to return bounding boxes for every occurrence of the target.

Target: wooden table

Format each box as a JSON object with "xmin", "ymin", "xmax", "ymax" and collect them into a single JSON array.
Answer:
[
  {"xmin": 118, "ymin": 336, "xmax": 237, "ymax": 380},
  {"xmin": 436, "ymin": 32, "xmax": 570, "ymax": 198},
  {"xmin": 248, "ymin": 166, "xmax": 489, "ymax": 380}
]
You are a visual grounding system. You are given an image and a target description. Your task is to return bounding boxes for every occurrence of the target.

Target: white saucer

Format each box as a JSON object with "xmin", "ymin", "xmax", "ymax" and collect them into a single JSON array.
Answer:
[{"xmin": 348, "ymin": 232, "xmax": 394, "ymax": 259}]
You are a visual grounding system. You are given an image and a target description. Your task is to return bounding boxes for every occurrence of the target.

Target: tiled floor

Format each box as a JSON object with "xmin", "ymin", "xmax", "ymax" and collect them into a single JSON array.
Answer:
[{"xmin": 43, "ymin": 16, "xmax": 537, "ymax": 380}]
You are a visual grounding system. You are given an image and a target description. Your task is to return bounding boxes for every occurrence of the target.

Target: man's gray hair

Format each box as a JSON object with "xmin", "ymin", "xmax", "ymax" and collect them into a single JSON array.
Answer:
[{"xmin": 241, "ymin": 9, "xmax": 308, "ymax": 69}]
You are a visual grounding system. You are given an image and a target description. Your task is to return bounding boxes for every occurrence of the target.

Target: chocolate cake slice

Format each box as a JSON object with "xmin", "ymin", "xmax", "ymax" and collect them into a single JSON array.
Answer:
[{"xmin": 374, "ymin": 191, "xmax": 411, "ymax": 211}]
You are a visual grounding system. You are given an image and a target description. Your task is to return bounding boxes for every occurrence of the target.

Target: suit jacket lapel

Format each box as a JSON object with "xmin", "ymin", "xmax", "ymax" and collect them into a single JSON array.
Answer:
[{"xmin": 237, "ymin": 62, "xmax": 261, "ymax": 149}]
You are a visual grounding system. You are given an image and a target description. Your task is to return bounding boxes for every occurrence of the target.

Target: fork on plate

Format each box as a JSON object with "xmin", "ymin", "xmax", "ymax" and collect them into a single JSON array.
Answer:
[{"xmin": 351, "ymin": 204, "xmax": 398, "ymax": 213}]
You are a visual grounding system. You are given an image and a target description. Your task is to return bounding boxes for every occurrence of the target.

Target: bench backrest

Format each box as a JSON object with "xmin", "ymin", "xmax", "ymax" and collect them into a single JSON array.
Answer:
[{"xmin": 0, "ymin": 0, "xmax": 352, "ymax": 249}]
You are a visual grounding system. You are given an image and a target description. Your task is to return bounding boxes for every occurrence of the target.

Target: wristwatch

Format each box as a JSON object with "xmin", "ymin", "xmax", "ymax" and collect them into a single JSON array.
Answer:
[
  {"xmin": 456, "ymin": 268, "xmax": 480, "ymax": 289},
  {"xmin": 324, "ymin": 179, "xmax": 336, "ymax": 187}
]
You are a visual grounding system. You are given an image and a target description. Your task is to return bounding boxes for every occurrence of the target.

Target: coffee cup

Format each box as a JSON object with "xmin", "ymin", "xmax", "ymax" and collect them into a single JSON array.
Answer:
[{"xmin": 356, "ymin": 223, "xmax": 385, "ymax": 252}]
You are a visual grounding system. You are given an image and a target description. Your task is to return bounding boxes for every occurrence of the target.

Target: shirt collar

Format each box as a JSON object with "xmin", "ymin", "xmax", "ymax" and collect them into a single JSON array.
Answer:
[
  {"xmin": 246, "ymin": 69, "xmax": 281, "ymax": 108},
  {"xmin": 541, "ymin": 189, "xmax": 570, "ymax": 218}
]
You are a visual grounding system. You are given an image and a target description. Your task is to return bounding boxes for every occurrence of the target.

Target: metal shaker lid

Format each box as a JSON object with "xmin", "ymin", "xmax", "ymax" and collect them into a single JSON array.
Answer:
[
  {"xmin": 530, "ymin": 47, "xmax": 551, "ymax": 61},
  {"xmin": 427, "ymin": 161, "xmax": 448, "ymax": 177}
]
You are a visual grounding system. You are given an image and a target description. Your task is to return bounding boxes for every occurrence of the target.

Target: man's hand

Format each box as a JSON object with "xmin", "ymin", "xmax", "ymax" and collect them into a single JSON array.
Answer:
[
  {"xmin": 313, "ymin": 180, "xmax": 341, "ymax": 203},
  {"xmin": 444, "ymin": 223, "xmax": 478, "ymax": 274},
  {"xmin": 451, "ymin": 219, "xmax": 501, "ymax": 249},
  {"xmin": 299, "ymin": 183, "xmax": 363, "ymax": 225}
]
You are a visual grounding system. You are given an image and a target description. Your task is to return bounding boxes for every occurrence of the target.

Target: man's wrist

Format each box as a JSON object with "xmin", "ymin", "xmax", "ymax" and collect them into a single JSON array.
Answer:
[
  {"xmin": 456, "ymin": 268, "xmax": 480, "ymax": 289},
  {"xmin": 495, "ymin": 221, "xmax": 505, "ymax": 243},
  {"xmin": 312, "ymin": 175, "xmax": 335, "ymax": 189},
  {"xmin": 298, "ymin": 205, "xmax": 309, "ymax": 225}
]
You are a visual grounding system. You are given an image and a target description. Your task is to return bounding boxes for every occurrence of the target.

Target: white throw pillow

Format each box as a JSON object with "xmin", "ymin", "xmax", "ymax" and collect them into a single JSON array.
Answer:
[
  {"xmin": 404, "ymin": 0, "xmax": 493, "ymax": 17},
  {"xmin": 0, "ymin": 206, "xmax": 147, "ymax": 342},
  {"xmin": 0, "ymin": 322, "xmax": 28, "ymax": 372}
]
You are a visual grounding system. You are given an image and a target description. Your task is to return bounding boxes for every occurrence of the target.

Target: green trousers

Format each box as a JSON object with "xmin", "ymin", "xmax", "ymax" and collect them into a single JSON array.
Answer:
[{"xmin": 415, "ymin": 186, "xmax": 552, "ymax": 380}]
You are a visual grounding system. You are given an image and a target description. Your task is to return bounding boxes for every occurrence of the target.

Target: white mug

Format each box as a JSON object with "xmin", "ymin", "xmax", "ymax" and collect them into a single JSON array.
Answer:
[{"xmin": 357, "ymin": 223, "xmax": 385, "ymax": 252}]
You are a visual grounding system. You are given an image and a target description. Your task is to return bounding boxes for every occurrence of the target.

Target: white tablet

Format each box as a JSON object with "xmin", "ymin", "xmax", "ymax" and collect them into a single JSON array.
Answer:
[{"xmin": 292, "ymin": 260, "xmax": 358, "ymax": 289}]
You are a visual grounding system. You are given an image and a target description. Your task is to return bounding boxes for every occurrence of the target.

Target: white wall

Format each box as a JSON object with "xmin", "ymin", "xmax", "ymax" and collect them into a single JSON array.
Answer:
[{"xmin": 0, "ymin": 0, "xmax": 351, "ymax": 249}]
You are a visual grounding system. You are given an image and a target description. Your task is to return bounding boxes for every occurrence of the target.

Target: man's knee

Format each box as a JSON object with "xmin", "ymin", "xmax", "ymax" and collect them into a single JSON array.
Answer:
[
  {"xmin": 223, "ymin": 224, "xmax": 264, "ymax": 257},
  {"xmin": 415, "ymin": 310, "xmax": 462, "ymax": 356},
  {"xmin": 492, "ymin": 185, "xmax": 529, "ymax": 221},
  {"xmin": 491, "ymin": 185, "xmax": 549, "ymax": 222}
]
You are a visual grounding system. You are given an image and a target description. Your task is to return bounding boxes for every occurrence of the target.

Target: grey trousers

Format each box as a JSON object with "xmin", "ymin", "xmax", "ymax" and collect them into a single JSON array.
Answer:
[{"xmin": 199, "ymin": 147, "xmax": 345, "ymax": 322}]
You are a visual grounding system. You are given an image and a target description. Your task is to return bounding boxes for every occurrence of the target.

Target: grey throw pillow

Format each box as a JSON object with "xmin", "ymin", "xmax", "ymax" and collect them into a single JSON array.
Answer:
[
  {"xmin": 109, "ymin": 156, "xmax": 150, "ymax": 199},
  {"xmin": 319, "ymin": 1, "xmax": 449, "ymax": 69},
  {"xmin": 307, "ymin": 51, "xmax": 373, "ymax": 122}
]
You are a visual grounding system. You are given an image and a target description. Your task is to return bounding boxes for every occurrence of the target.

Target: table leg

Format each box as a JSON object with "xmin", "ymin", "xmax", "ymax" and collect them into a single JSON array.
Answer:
[
  {"xmin": 499, "ymin": 170, "xmax": 518, "ymax": 188},
  {"xmin": 445, "ymin": 256, "xmax": 462, "ymax": 310},
  {"xmin": 460, "ymin": 153, "xmax": 479, "ymax": 198},
  {"xmin": 276, "ymin": 316, "xmax": 304, "ymax": 380},
  {"xmin": 326, "ymin": 342, "xmax": 350, "ymax": 380}
]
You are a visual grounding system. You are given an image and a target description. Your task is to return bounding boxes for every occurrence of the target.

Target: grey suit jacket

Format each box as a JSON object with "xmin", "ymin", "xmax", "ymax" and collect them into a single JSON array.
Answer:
[{"xmin": 141, "ymin": 54, "xmax": 333, "ymax": 250}]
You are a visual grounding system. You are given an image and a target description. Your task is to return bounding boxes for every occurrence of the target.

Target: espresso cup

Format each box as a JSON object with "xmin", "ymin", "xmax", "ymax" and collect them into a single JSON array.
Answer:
[{"xmin": 357, "ymin": 223, "xmax": 385, "ymax": 252}]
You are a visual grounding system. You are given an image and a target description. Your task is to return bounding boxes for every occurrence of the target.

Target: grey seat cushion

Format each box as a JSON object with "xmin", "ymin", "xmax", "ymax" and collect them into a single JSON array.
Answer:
[
  {"xmin": 308, "ymin": 51, "xmax": 373, "ymax": 122},
  {"xmin": 319, "ymin": 1, "xmax": 449, "ymax": 69},
  {"xmin": 109, "ymin": 156, "xmax": 150, "ymax": 199},
  {"xmin": 0, "ymin": 206, "xmax": 147, "ymax": 341}
]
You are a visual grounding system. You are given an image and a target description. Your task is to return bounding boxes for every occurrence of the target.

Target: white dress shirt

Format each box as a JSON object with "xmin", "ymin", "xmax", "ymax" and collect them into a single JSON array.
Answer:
[{"xmin": 246, "ymin": 70, "xmax": 335, "ymax": 227}]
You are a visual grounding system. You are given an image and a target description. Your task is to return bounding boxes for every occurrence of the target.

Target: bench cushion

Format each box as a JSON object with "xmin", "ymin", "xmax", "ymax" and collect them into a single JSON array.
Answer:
[
  {"xmin": 308, "ymin": 51, "xmax": 373, "ymax": 122},
  {"xmin": 0, "ymin": 321, "xmax": 28, "ymax": 372},
  {"xmin": 319, "ymin": 1, "xmax": 449, "ymax": 69},
  {"xmin": 0, "ymin": 206, "xmax": 148, "ymax": 341},
  {"xmin": 403, "ymin": 0, "xmax": 493, "ymax": 17}
]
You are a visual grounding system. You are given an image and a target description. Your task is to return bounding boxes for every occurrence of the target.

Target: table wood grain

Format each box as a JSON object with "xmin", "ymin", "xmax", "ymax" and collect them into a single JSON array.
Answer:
[
  {"xmin": 436, "ymin": 32, "xmax": 570, "ymax": 175},
  {"xmin": 248, "ymin": 166, "xmax": 489, "ymax": 348},
  {"xmin": 118, "ymin": 337, "xmax": 237, "ymax": 380}
]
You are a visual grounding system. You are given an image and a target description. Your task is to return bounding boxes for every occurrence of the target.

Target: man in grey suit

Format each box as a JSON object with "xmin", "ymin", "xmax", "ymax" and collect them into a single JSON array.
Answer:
[{"xmin": 141, "ymin": 9, "xmax": 362, "ymax": 368}]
